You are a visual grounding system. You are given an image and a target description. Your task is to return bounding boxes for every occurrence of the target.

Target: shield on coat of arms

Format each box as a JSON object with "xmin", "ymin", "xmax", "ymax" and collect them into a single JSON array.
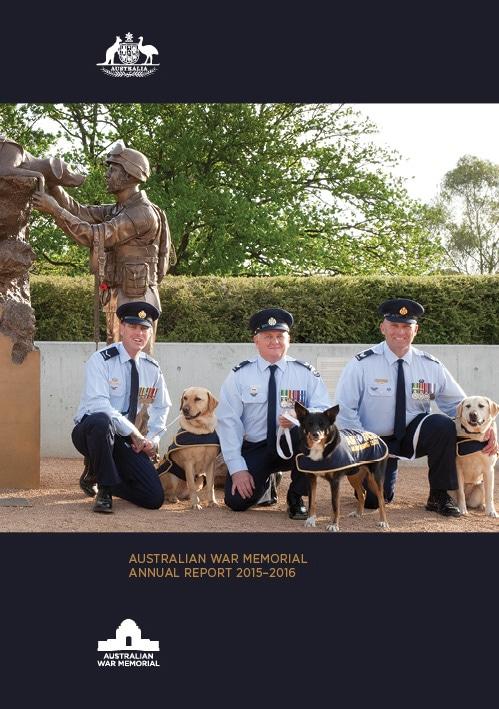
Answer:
[{"xmin": 119, "ymin": 42, "xmax": 139, "ymax": 64}]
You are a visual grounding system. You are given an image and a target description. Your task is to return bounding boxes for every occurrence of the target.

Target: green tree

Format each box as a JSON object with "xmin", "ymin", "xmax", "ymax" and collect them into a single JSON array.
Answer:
[
  {"xmin": 3, "ymin": 103, "xmax": 443, "ymax": 276},
  {"xmin": 431, "ymin": 155, "xmax": 499, "ymax": 274},
  {"xmin": 0, "ymin": 103, "xmax": 56, "ymax": 155}
]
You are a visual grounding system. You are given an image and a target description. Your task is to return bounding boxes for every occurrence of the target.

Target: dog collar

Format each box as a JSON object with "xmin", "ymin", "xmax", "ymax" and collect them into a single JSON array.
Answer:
[{"xmin": 460, "ymin": 423, "xmax": 484, "ymax": 435}]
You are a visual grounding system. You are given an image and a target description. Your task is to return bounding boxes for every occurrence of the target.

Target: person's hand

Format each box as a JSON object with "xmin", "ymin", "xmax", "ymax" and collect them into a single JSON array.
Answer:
[
  {"xmin": 142, "ymin": 439, "xmax": 157, "ymax": 458},
  {"xmin": 278, "ymin": 414, "xmax": 294, "ymax": 429},
  {"xmin": 32, "ymin": 191, "xmax": 60, "ymax": 215},
  {"xmin": 130, "ymin": 432, "xmax": 147, "ymax": 453},
  {"xmin": 483, "ymin": 425, "xmax": 498, "ymax": 456},
  {"xmin": 231, "ymin": 470, "xmax": 255, "ymax": 499}
]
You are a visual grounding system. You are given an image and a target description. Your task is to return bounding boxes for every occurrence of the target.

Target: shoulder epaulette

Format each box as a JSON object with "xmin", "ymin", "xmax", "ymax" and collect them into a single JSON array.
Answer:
[
  {"xmin": 295, "ymin": 360, "xmax": 321, "ymax": 377},
  {"xmin": 100, "ymin": 346, "xmax": 119, "ymax": 361},
  {"xmin": 232, "ymin": 360, "xmax": 251, "ymax": 372},
  {"xmin": 421, "ymin": 351, "xmax": 440, "ymax": 364},
  {"xmin": 143, "ymin": 353, "xmax": 159, "ymax": 368},
  {"xmin": 355, "ymin": 348, "xmax": 375, "ymax": 361}
]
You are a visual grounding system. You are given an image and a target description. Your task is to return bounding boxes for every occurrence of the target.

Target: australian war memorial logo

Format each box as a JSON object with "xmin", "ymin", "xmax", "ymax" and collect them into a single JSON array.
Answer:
[
  {"xmin": 97, "ymin": 618, "xmax": 160, "ymax": 667},
  {"xmin": 97, "ymin": 33, "xmax": 159, "ymax": 77}
]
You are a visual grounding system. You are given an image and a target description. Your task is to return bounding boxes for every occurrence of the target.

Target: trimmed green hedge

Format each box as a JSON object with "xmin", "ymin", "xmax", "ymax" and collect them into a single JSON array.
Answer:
[{"xmin": 31, "ymin": 274, "xmax": 499, "ymax": 344}]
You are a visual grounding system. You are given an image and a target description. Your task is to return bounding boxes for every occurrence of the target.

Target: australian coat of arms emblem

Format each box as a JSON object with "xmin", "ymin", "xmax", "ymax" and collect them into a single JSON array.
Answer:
[{"xmin": 97, "ymin": 33, "xmax": 159, "ymax": 78}]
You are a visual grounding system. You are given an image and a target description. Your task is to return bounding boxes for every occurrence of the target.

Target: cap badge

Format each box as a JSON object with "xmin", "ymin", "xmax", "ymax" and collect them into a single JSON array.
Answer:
[
  {"xmin": 399, "ymin": 306, "xmax": 408, "ymax": 316},
  {"xmin": 138, "ymin": 310, "xmax": 146, "ymax": 319},
  {"xmin": 268, "ymin": 317, "xmax": 277, "ymax": 326}
]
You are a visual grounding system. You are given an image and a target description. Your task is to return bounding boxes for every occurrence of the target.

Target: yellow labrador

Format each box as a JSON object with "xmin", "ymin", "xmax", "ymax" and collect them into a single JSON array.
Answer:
[
  {"xmin": 158, "ymin": 387, "xmax": 220, "ymax": 509},
  {"xmin": 453, "ymin": 396, "xmax": 499, "ymax": 517}
]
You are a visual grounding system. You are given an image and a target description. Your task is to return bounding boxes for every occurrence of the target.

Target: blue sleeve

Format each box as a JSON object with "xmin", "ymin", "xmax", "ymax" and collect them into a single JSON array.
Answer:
[
  {"xmin": 307, "ymin": 374, "xmax": 332, "ymax": 411},
  {"xmin": 334, "ymin": 360, "xmax": 365, "ymax": 430},
  {"xmin": 146, "ymin": 368, "xmax": 172, "ymax": 444},
  {"xmin": 216, "ymin": 372, "xmax": 248, "ymax": 475},
  {"xmin": 435, "ymin": 364, "xmax": 466, "ymax": 417}
]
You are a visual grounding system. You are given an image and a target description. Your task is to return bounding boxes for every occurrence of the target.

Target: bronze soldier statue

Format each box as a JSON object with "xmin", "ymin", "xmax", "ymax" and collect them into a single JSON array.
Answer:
[{"xmin": 32, "ymin": 141, "xmax": 174, "ymax": 352}]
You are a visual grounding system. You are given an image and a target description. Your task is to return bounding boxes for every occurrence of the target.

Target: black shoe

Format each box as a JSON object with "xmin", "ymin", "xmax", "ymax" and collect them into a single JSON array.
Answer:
[
  {"xmin": 79, "ymin": 459, "xmax": 97, "ymax": 498},
  {"xmin": 287, "ymin": 491, "xmax": 308, "ymax": 520},
  {"xmin": 93, "ymin": 487, "xmax": 113, "ymax": 514},
  {"xmin": 425, "ymin": 489, "xmax": 460, "ymax": 518}
]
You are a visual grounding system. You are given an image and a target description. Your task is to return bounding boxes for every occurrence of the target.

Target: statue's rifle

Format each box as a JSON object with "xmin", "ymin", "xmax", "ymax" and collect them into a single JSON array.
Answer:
[{"xmin": 93, "ymin": 226, "xmax": 107, "ymax": 351}]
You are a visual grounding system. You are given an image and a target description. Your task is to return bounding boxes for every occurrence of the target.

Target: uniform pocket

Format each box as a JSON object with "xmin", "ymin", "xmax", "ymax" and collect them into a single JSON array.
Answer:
[{"xmin": 123, "ymin": 263, "xmax": 148, "ymax": 297}]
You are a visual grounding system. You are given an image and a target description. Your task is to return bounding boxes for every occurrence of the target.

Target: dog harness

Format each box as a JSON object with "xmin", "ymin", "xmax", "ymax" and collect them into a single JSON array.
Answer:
[
  {"xmin": 157, "ymin": 428, "xmax": 220, "ymax": 481},
  {"xmin": 295, "ymin": 429, "xmax": 388, "ymax": 475},
  {"xmin": 456, "ymin": 437, "xmax": 488, "ymax": 456}
]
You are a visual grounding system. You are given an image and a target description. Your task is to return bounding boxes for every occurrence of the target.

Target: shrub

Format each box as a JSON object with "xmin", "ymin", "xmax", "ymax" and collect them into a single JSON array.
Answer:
[{"xmin": 30, "ymin": 274, "xmax": 499, "ymax": 344}]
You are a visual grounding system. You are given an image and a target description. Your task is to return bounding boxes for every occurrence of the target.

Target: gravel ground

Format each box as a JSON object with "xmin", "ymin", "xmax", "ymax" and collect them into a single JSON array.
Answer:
[{"xmin": 0, "ymin": 458, "xmax": 498, "ymax": 533}]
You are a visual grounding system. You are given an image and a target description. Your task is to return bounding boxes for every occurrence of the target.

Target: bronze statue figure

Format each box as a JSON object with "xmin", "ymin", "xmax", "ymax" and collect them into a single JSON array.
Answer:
[
  {"xmin": 0, "ymin": 134, "xmax": 86, "ymax": 363},
  {"xmin": 32, "ymin": 141, "xmax": 174, "ymax": 351},
  {"xmin": 0, "ymin": 134, "xmax": 85, "ymax": 192}
]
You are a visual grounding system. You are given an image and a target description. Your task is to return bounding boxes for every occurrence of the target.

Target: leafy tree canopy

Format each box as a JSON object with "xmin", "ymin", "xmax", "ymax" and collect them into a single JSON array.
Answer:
[
  {"xmin": 1, "ymin": 103, "xmax": 443, "ymax": 276},
  {"xmin": 429, "ymin": 154, "xmax": 499, "ymax": 274}
]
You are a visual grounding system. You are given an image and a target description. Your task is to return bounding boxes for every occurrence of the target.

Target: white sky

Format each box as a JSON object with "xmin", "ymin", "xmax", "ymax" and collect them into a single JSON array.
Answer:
[{"xmin": 349, "ymin": 103, "xmax": 499, "ymax": 204}]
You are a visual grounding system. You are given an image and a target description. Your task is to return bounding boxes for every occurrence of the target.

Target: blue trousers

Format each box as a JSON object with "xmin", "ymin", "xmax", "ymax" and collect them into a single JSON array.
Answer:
[
  {"xmin": 365, "ymin": 412, "xmax": 458, "ymax": 508},
  {"xmin": 72, "ymin": 413, "xmax": 164, "ymax": 509},
  {"xmin": 224, "ymin": 428, "xmax": 308, "ymax": 511}
]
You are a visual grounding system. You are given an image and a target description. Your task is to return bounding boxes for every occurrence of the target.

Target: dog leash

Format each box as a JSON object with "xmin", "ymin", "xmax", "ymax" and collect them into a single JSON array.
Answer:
[
  {"xmin": 164, "ymin": 413, "xmax": 182, "ymax": 432},
  {"xmin": 276, "ymin": 412, "xmax": 299, "ymax": 460}
]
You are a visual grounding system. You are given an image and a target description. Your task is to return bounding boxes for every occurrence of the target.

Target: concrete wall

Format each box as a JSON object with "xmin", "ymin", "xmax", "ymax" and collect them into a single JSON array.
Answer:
[{"xmin": 38, "ymin": 341, "xmax": 499, "ymax": 458}]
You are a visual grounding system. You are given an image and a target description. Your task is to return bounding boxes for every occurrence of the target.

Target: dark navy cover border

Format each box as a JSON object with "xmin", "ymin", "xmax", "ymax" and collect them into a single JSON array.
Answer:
[{"xmin": 1, "ymin": 4, "xmax": 498, "ymax": 701}]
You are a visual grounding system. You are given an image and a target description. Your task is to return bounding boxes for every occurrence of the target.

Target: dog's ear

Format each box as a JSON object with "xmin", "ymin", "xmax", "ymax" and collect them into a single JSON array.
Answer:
[
  {"xmin": 488, "ymin": 399, "xmax": 499, "ymax": 419},
  {"xmin": 179, "ymin": 389, "xmax": 186, "ymax": 410},
  {"xmin": 49, "ymin": 157, "xmax": 64, "ymax": 180},
  {"xmin": 207, "ymin": 391, "xmax": 219, "ymax": 412},
  {"xmin": 456, "ymin": 400, "xmax": 463, "ymax": 421},
  {"xmin": 294, "ymin": 401, "xmax": 308, "ymax": 422},
  {"xmin": 324, "ymin": 404, "xmax": 340, "ymax": 423}
]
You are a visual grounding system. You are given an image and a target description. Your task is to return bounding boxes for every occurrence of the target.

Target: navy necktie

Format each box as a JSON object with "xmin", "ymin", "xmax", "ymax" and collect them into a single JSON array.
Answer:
[
  {"xmin": 128, "ymin": 359, "xmax": 139, "ymax": 423},
  {"xmin": 267, "ymin": 364, "xmax": 278, "ymax": 450},
  {"xmin": 394, "ymin": 358, "xmax": 406, "ymax": 441}
]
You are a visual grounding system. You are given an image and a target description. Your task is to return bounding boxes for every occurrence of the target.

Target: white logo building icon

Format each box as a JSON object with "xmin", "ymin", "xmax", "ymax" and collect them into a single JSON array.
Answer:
[{"xmin": 98, "ymin": 618, "xmax": 159, "ymax": 651}]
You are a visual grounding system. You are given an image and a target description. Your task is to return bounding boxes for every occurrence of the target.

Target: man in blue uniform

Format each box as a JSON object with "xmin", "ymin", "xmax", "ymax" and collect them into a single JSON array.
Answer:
[
  {"xmin": 334, "ymin": 298, "xmax": 497, "ymax": 516},
  {"xmin": 71, "ymin": 301, "xmax": 171, "ymax": 513},
  {"xmin": 216, "ymin": 308, "xmax": 331, "ymax": 519}
]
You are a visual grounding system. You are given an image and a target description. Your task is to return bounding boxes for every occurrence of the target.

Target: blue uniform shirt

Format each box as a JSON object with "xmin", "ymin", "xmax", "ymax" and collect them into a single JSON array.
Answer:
[
  {"xmin": 334, "ymin": 341, "xmax": 466, "ymax": 436},
  {"xmin": 216, "ymin": 354, "xmax": 331, "ymax": 475},
  {"xmin": 74, "ymin": 341, "xmax": 171, "ymax": 446}
]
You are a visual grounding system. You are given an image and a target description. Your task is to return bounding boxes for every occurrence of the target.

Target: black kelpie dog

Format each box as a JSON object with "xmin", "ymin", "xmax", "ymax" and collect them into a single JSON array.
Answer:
[{"xmin": 294, "ymin": 402, "xmax": 390, "ymax": 531}]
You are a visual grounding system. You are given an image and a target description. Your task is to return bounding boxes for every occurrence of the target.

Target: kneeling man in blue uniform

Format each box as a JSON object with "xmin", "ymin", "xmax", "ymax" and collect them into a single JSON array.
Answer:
[
  {"xmin": 216, "ymin": 308, "xmax": 331, "ymax": 519},
  {"xmin": 72, "ymin": 302, "xmax": 171, "ymax": 513},
  {"xmin": 334, "ymin": 298, "xmax": 497, "ymax": 517}
]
